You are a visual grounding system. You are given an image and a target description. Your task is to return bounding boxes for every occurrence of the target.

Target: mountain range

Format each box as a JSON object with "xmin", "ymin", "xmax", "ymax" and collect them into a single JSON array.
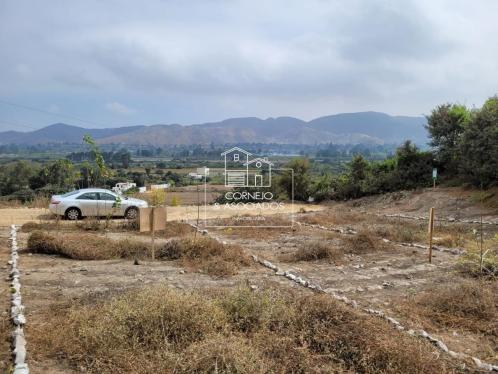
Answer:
[{"xmin": 0, "ymin": 111, "xmax": 428, "ymax": 146}]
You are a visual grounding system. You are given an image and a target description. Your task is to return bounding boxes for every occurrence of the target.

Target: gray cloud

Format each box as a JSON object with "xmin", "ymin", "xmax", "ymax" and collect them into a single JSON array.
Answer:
[{"xmin": 0, "ymin": 0, "xmax": 497, "ymax": 129}]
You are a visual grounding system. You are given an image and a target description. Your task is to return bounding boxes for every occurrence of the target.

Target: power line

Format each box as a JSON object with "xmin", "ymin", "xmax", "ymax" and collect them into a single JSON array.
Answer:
[
  {"xmin": 0, "ymin": 119, "xmax": 39, "ymax": 131},
  {"xmin": 0, "ymin": 99, "xmax": 107, "ymax": 128}
]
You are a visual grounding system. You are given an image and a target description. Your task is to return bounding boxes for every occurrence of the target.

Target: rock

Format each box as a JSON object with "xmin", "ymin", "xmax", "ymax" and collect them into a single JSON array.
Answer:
[{"xmin": 436, "ymin": 340, "xmax": 449, "ymax": 353}]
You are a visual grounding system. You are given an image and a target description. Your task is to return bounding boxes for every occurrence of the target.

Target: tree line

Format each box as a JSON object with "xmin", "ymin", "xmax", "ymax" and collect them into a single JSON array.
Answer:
[{"xmin": 281, "ymin": 96, "xmax": 498, "ymax": 201}]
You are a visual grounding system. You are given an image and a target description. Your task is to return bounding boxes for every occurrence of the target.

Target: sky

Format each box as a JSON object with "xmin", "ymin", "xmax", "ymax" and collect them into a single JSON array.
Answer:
[{"xmin": 0, "ymin": 0, "xmax": 497, "ymax": 131}]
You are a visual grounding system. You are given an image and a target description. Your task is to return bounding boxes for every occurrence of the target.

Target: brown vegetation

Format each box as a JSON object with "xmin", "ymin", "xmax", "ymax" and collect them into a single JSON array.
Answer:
[
  {"xmin": 284, "ymin": 241, "xmax": 343, "ymax": 263},
  {"xmin": 159, "ymin": 237, "xmax": 251, "ymax": 277},
  {"xmin": 300, "ymin": 210, "xmax": 365, "ymax": 226},
  {"xmin": 403, "ymin": 280, "xmax": 498, "ymax": 335},
  {"xmin": 29, "ymin": 286, "xmax": 455, "ymax": 374},
  {"xmin": 344, "ymin": 230, "xmax": 388, "ymax": 254},
  {"xmin": 26, "ymin": 231, "xmax": 150, "ymax": 260}
]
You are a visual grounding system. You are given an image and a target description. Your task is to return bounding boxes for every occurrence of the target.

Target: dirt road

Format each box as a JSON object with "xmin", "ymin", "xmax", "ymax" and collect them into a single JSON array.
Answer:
[{"xmin": 0, "ymin": 203, "xmax": 323, "ymax": 226}]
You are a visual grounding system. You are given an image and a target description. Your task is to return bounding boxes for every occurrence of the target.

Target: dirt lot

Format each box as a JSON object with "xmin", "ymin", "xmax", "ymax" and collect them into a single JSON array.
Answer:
[
  {"xmin": 1, "ymin": 187, "xmax": 497, "ymax": 373},
  {"xmin": 0, "ymin": 202, "xmax": 322, "ymax": 226}
]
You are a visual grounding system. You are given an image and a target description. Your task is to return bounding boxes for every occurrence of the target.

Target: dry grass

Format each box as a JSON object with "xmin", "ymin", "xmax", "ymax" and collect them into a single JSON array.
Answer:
[
  {"xmin": 26, "ymin": 231, "xmax": 150, "ymax": 260},
  {"xmin": 398, "ymin": 280, "xmax": 498, "ymax": 337},
  {"xmin": 300, "ymin": 210, "xmax": 365, "ymax": 226},
  {"xmin": 344, "ymin": 230, "xmax": 388, "ymax": 254},
  {"xmin": 283, "ymin": 241, "xmax": 343, "ymax": 263},
  {"xmin": 30, "ymin": 286, "xmax": 455, "ymax": 374},
  {"xmin": 150, "ymin": 221, "xmax": 196, "ymax": 239},
  {"xmin": 159, "ymin": 237, "xmax": 252, "ymax": 277}
]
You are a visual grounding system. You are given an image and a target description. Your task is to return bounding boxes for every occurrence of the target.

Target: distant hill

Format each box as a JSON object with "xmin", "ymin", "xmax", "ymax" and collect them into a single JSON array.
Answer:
[
  {"xmin": 0, "ymin": 112, "xmax": 428, "ymax": 146},
  {"xmin": 0, "ymin": 123, "xmax": 145, "ymax": 145}
]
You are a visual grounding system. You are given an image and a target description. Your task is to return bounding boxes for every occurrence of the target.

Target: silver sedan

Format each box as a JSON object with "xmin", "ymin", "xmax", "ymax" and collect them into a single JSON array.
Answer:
[{"xmin": 49, "ymin": 188, "xmax": 148, "ymax": 220}]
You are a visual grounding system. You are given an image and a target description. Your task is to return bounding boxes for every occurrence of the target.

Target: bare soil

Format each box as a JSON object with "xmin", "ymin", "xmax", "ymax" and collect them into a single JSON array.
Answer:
[{"xmin": 1, "ymin": 186, "xmax": 497, "ymax": 372}]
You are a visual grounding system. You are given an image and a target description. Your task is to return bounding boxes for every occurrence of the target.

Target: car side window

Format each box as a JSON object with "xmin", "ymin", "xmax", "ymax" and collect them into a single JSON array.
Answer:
[
  {"xmin": 77, "ymin": 192, "xmax": 98, "ymax": 200},
  {"xmin": 99, "ymin": 193, "xmax": 117, "ymax": 201}
]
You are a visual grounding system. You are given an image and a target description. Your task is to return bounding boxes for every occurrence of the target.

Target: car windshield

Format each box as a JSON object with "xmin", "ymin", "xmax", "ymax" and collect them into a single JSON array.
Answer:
[{"xmin": 61, "ymin": 190, "xmax": 79, "ymax": 198}]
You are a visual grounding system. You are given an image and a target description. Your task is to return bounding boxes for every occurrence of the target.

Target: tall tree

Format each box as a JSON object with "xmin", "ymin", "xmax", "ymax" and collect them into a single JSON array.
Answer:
[
  {"xmin": 279, "ymin": 158, "xmax": 311, "ymax": 201},
  {"xmin": 426, "ymin": 104, "xmax": 470, "ymax": 175},
  {"xmin": 459, "ymin": 97, "xmax": 498, "ymax": 187}
]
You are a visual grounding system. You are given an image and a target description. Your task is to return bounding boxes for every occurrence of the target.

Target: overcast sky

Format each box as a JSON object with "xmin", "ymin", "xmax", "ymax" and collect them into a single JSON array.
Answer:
[{"xmin": 1, "ymin": 0, "xmax": 497, "ymax": 131}]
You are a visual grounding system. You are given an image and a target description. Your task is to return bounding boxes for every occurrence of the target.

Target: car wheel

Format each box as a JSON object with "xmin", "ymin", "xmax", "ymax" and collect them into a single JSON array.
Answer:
[
  {"xmin": 65, "ymin": 207, "xmax": 81, "ymax": 221},
  {"xmin": 125, "ymin": 207, "xmax": 139, "ymax": 220}
]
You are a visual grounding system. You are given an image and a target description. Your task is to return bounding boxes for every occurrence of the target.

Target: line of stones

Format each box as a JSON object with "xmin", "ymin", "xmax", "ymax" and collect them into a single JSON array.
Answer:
[
  {"xmin": 251, "ymin": 254, "xmax": 498, "ymax": 372},
  {"xmin": 8, "ymin": 225, "xmax": 29, "ymax": 374},
  {"xmin": 188, "ymin": 220, "xmax": 495, "ymax": 370},
  {"xmin": 373, "ymin": 212, "xmax": 498, "ymax": 226}
]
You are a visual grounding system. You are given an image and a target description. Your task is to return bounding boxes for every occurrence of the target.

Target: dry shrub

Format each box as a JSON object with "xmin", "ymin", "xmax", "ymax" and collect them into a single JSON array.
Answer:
[
  {"xmin": 27, "ymin": 231, "xmax": 149, "ymax": 260},
  {"xmin": 285, "ymin": 241, "xmax": 343, "ymax": 263},
  {"xmin": 32, "ymin": 286, "xmax": 453, "ymax": 374},
  {"xmin": 76, "ymin": 218, "xmax": 102, "ymax": 231},
  {"xmin": 159, "ymin": 237, "xmax": 251, "ymax": 277},
  {"xmin": 411, "ymin": 280, "xmax": 498, "ymax": 334},
  {"xmin": 157, "ymin": 221, "xmax": 196, "ymax": 238},
  {"xmin": 344, "ymin": 230, "xmax": 387, "ymax": 254},
  {"xmin": 179, "ymin": 334, "xmax": 267, "ymax": 373},
  {"xmin": 218, "ymin": 287, "xmax": 294, "ymax": 334},
  {"xmin": 32, "ymin": 286, "xmax": 227, "ymax": 373},
  {"xmin": 294, "ymin": 294, "xmax": 453, "ymax": 374}
]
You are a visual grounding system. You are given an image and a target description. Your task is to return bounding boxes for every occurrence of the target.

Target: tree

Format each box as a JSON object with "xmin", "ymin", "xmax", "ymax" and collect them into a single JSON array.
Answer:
[
  {"xmin": 0, "ymin": 161, "xmax": 36, "ymax": 195},
  {"xmin": 83, "ymin": 135, "xmax": 112, "ymax": 186},
  {"xmin": 279, "ymin": 158, "xmax": 311, "ymax": 201},
  {"xmin": 459, "ymin": 97, "xmax": 498, "ymax": 187},
  {"xmin": 38, "ymin": 159, "xmax": 78, "ymax": 191},
  {"xmin": 394, "ymin": 140, "xmax": 433, "ymax": 189},
  {"xmin": 426, "ymin": 104, "xmax": 470, "ymax": 175}
]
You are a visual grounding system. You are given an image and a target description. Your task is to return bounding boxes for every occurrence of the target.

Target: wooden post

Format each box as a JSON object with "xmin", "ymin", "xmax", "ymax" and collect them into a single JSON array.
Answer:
[
  {"xmin": 151, "ymin": 208, "xmax": 156, "ymax": 260},
  {"xmin": 428, "ymin": 207, "xmax": 435, "ymax": 263}
]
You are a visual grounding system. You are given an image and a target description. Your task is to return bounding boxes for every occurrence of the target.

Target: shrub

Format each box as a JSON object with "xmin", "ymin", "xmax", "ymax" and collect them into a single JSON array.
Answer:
[
  {"xmin": 288, "ymin": 241, "xmax": 343, "ymax": 262},
  {"xmin": 179, "ymin": 334, "xmax": 267, "ymax": 373},
  {"xmin": 344, "ymin": 230, "xmax": 387, "ymax": 254},
  {"xmin": 159, "ymin": 237, "xmax": 251, "ymax": 277},
  {"xmin": 27, "ymin": 231, "xmax": 150, "ymax": 260},
  {"xmin": 407, "ymin": 280, "xmax": 498, "ymax": 334},
  {"xmin": 31, "ymin": 287, "xmax": 454, "ymax": 374}
]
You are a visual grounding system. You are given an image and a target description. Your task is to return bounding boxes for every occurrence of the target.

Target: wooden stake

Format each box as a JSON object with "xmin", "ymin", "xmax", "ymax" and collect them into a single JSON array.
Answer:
[
  {"xmin": 151, "ymin": 208, "xmax": 155, "ymax": 260},
  {"xmin": 428, "ymin": 207, "xmax": 435, "ymax": 263}
]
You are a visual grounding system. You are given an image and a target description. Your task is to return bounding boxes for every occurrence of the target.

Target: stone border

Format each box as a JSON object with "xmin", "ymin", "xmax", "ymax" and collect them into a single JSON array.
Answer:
[
  {"xmin": 374, "ymin": 212, "xmax": 498, "ymax": 226},
  {"xmin": 189, "ymin": 220, "xmax": 496, "ymax": 371},
  {"xmin": 8, "ymin": 225, "xmax": 29, "ymax": 374}
]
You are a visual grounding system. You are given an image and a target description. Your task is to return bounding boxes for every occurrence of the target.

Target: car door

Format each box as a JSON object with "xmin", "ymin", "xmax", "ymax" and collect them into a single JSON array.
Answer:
[
  {"xmin": 76, "ymin": 192, "xmax": 100, "ymax": 216},
  {"xmin": 99, "ymin": 192, "xmax": 121, "ymax": 216}
]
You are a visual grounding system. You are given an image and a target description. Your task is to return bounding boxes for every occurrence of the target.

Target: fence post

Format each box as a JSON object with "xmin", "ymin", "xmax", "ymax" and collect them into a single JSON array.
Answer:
[{"xmin": 428, "ymin": 207, "xmax": 435, "ymax": 263}]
